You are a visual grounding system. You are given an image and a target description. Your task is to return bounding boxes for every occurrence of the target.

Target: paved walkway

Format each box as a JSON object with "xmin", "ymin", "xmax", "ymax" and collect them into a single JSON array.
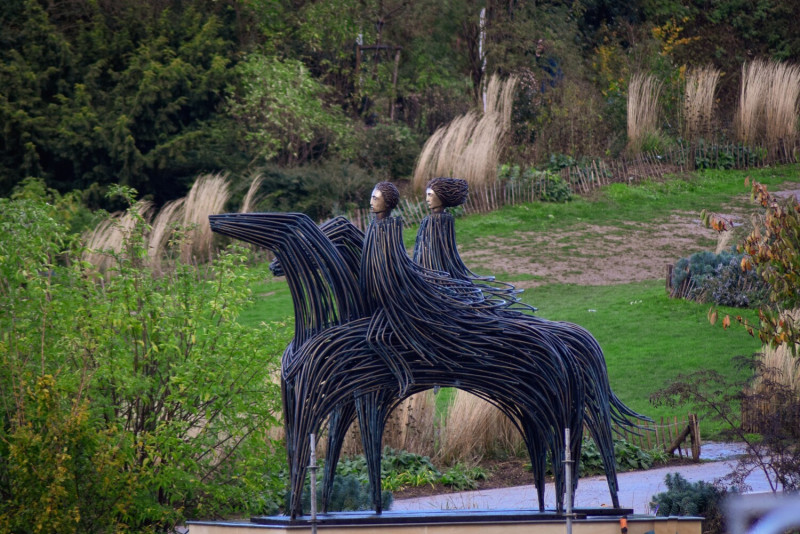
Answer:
[{"xmin": 392, "ymin": 443, "xmax": 778, "ymax": 514}]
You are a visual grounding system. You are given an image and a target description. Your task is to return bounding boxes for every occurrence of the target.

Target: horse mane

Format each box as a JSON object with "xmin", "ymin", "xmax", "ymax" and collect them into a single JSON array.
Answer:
[{"xmin": 209, "ymin": 212, "xmax": 365, "ymax": 346}]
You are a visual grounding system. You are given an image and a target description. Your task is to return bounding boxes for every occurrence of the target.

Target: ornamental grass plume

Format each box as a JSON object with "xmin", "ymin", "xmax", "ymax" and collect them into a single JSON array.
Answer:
[
  {"xmin": 764, "ymin": 61, "xmax": 800, "ymax": 149},
  {"xmin": 736, "ymin": 59, "xmax": 770, "ymax": 145},
  {"xmin": 626, "ymin": 72, "xmax": 663, "ymax": 154},
  {"xmin": 436, "ymin": 390, "xmax": 523, "ymax": 465},
  {"xmin": 337, "ymin": 391, "xmax": 437, "ymax": 458},
  {"xmin": 181, "ymin": 173, "xmax": 230, "ymax": 264},
  {"xmin": 683, "ymin": 65, "xmax": 720, "ymax": 140},
  {"xmin": 412, "ymin": 74, "xmax": 517, "ymax": 192},
  {"xmin": 82, "ymin": 200, "xmax": 154, "ymax": 271}
]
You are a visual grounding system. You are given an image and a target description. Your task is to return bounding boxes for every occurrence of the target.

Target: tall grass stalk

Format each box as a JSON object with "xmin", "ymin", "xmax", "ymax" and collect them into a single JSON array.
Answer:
[
  {"xmin": 148, "ymin": 198, "xmax": 185, "ymax": 269},
  {"xmin": 736, "ymin": 60, "xmax": 770, "ymax": 144},
  {"xmin": 82, "ymin": 200, "xmax": 154, "ymax": 271},
  {"xmin": 336, "ymin": 391, "xmax": 437, "ymax": 458},
  {"xmin": 181, "ymin": 173, "xmax": 230, "ymax": 264},
  {"xmin": 412, "ymin": 74, "xmax": 516, "ymax": 192},
  {"xmin": 764, "ymin": 62, "xmax": 800, "ymax": 149},
  {"xmin": 683, "ymin": 65, "xmax": 720, "ymax": 140},
  {"xmin": 240, "ymin": 174, "xmax": 265, "ymax": 214},
  {"xmin": 627, "ymin": 72, "xmax": 663, "ymax": 153},
  {"xmin": 755, "ymin": 340, "xmax": 800, "ymax": 394},
  {"xmin": 436, "ymin": 390, "xmax": 523, "ymax": 465}
]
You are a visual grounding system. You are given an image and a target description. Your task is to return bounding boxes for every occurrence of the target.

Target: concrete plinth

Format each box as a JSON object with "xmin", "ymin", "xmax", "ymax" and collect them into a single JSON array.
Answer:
[{"xmin": 187, "ymin": 509, "xmax": 702, "ymax": 534}]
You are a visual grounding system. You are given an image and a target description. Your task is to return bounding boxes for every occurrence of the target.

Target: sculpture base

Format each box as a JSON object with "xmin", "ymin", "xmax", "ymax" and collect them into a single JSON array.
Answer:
[{"xmin": 187, "ymin": 508, "xmax": 702, "ymax": 534}]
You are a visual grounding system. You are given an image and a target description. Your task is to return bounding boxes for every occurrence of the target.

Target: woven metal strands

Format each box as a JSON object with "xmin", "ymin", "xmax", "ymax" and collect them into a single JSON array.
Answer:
[
  {"xmin": 210, "ymin": 211, "xmax": 616, "ymax": 519},
  {"xmin": 412, "ymin": 212, "xmax": 530, "ymax": 311}
]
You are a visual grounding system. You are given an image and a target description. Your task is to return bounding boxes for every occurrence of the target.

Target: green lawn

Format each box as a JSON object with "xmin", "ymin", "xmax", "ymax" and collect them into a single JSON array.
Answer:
[{"xmin": 525, "ymin": 281, "xmax": 761, "ymax": 437}]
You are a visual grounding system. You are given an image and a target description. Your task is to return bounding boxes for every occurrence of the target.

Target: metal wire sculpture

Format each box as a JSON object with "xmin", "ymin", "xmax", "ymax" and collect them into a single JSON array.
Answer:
[{"xmin": 209, "ymin": 181, "xmax": 649, "ymax": 520}]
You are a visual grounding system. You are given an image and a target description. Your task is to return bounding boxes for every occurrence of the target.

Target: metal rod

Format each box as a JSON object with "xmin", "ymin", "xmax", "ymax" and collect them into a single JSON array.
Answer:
[
  {"xmin": 309, "ymin": 433, "xmax": 318, "ymax": 534},
  {"xmin": 565, "ymin": 427, "xmax": 573, "ymax": 534}
]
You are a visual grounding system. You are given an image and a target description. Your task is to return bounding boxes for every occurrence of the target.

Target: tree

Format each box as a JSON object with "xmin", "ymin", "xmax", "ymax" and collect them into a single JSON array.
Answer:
[
  {"xmin": 0, "ymin": 0, "xmax": 243, "ymax": 205},
  {"xmin": 227, "ymin": 54, "xmax": 355, "ymax": 166}
]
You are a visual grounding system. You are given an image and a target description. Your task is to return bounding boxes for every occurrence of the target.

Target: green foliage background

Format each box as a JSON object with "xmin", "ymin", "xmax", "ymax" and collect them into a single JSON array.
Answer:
[{"xmin": 3, "ymin": 0, "xmax": 799, "ymax": 211}]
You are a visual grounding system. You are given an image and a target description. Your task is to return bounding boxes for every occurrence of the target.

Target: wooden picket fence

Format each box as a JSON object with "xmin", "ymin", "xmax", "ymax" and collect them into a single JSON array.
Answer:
[
  {"xmin": 343, "ymin": 139, "xmax": 798, "ymax": 229},
  {"xmin": 613, "ymin": 413, "xmax": 701, "ymax": 461}
]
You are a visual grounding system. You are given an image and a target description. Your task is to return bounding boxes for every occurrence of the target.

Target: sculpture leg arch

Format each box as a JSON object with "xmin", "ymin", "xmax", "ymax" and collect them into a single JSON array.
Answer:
[
  {"xmin": 355, "ymin": 391, "xmax": 389, "ymax": 514},
  {"xmin": 321, "ymin": 403, "xmax": 358, "ymax": 513}
]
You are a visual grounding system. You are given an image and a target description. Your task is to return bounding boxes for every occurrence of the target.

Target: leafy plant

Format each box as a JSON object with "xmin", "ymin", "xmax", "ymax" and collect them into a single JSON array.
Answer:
[
  {"xmin": 439, "ymin": 464, "xmax": 488, "ymax": 491},
  {"xmin": 650, "ymin": 473, "xmax": 726, "ymax": 533},
  {"xmin": 297, "ymin": 473, "xmax": 393, "ymax": 514},
  {"xmin": 704, "ymin": 179, "xmax": 800, "ymax": 348},
  {"xmin": 335, "ymin": 447, "xmax": 488, "ymax": 492},
  {"xmin": 614, "ymin": 439, "xmax": 654, "ymax": 472},
  {"xmin": 0, "ymin": 191, "xmax": 289, "ymax": 532}
]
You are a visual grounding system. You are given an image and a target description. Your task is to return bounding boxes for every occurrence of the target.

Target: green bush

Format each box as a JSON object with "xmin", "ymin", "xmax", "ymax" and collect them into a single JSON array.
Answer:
[
  {"xmin": 650, "ymin": 473, "xmax": 726, "ymax": 532},
  {"xmin": 552, "ymin": 439, "xmax": 662, "ymax": 478},
  {"xmin": 335, "ymin": 447, "xmax": 488, "ymax": 493},
  {"xmin": 298, "ymin": 473, "xmax": 393, "ymax": 514},
  {"xmin": 613, "ymin": 439, "xmax": 654, "ymax": 472},
  {"xmin": 671, "ymin": 249, "xmax": 768, "ymax": 307},
  {"xmin": 498, "ymin": 164, "xmax": 573, "ymax": 203},
  {"xmin": 253, "ymin": 160, "xmax": 378, "ymax": 221},
  {"xmin": 0, "ymin": 192, "xmax": 289, "ymax": 532},
  {"xmin": 439, "ymin": 463, "xmax": 488, "ymax": 491}
]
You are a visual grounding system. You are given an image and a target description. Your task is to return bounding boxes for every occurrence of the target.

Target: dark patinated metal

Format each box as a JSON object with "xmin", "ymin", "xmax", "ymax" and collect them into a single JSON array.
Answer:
[{"xmin": 209, "ymin": 180, "xmax": 649, "ymax": 520}]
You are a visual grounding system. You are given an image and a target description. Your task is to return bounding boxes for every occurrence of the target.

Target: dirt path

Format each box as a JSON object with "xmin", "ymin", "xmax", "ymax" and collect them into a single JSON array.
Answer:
[
  {"xmin": 463, "ymin": 213, "xmax": 722, "ymax": 287},
  {"xmin": 460, "ymin": 186, "xmax": 800, "ymax": 288}
]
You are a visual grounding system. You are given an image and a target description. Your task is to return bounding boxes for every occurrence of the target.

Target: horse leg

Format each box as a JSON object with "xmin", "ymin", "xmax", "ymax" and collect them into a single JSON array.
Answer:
[
  {"xmin": 322, "ymin": 403, "xmax": 358, "ymax": 513},
  {"xmin": 519, "ymin": 418, "xmax": 548, "ymax": 511},
  {"xmin": 355, "ymin": 391, "xmax": 388, "ymax": 514}
]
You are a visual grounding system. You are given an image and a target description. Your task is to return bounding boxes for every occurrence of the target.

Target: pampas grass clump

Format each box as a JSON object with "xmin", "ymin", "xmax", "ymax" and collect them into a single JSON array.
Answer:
[
  {"xmin": 764, "ymin": 62, "xmax": 800, "ymax": 148},
  {"xmin": 736, "ymin": 59, "xmax": 800, "ymax": 147},
  {"xmin": 412, "ymin": 74, "xmax": 517, "ymax": 192},
  {"xmin": 683, "ymin": 65, "xmax": 720, "ymax": 140},
  {"xmin": 82, "ymin": 200, "xmax": 154, "ymax": 271},
  {"xmin": 436, "ymin": 390, "xmax": 523, "ymax": 465},
  {"xmin": 626, "ymin": 72, "xmax": 663, "ymax": 154},
  {"xmin": 83, "ymin": 173, "xmax": 234, "ymax": 271}
]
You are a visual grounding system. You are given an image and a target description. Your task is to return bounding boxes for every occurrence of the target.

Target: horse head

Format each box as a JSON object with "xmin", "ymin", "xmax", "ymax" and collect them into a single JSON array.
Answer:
[{"xmin": 209, "ymin": 212, "xmax": 365, "ymax": 347}]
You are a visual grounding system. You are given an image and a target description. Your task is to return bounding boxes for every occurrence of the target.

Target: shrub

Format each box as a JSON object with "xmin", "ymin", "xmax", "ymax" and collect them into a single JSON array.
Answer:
[
  {"xmin": 547, "ymin": 438, "xmax": 655, "ymax": 477},
  {"xmin": 335, "ymin": 447, "xmax": 488, "ymax": 493},
  {"xmin": 298, "ymin": 473, "xmax": 393, "ymax": 514},
  {"xmin": 0, "ymin": 192, "xmax": 288, "ymax": 532},
  {"xmin": 439, "ymin": 464, "xmax": 488, "ymax": 491},
  {"xmin": 498, "ymin": 164, "xmax": 573, "ymax": 203},
  {"xmin": 671, "ymin": 249, "xmax": 767, "ymax": 307},
  {"xmin": 253, "ymin": 160, "xmax": 378, "ymax": 221},
  {"xmin": 614, "ymin": 439, "xmax": 654, "ymax": 472},
  {"xmin": 355, "ymin": 122, "xmax": 421, "ymax": 180},
  {"xmin": 650, "ymin": 473, "xmax": 726, "ymax": 532}
]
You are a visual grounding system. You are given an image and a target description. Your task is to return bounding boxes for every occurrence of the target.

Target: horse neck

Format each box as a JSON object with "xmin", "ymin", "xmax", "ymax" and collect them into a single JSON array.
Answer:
[{"xmin": 278, "ymin": 233, "xmax": 364, "ymax": 346}]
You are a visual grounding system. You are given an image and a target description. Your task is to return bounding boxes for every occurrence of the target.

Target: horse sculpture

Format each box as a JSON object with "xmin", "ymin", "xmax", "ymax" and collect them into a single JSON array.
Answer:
[{"xmin": 209, "ymin": 210, "xmax": 641, "ymax": 520}]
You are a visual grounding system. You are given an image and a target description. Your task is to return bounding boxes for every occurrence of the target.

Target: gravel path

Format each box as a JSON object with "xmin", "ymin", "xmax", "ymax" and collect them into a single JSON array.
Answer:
[{"xmin": 392, "ymin": 442, "xmax": 778, "ymax": 514}]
